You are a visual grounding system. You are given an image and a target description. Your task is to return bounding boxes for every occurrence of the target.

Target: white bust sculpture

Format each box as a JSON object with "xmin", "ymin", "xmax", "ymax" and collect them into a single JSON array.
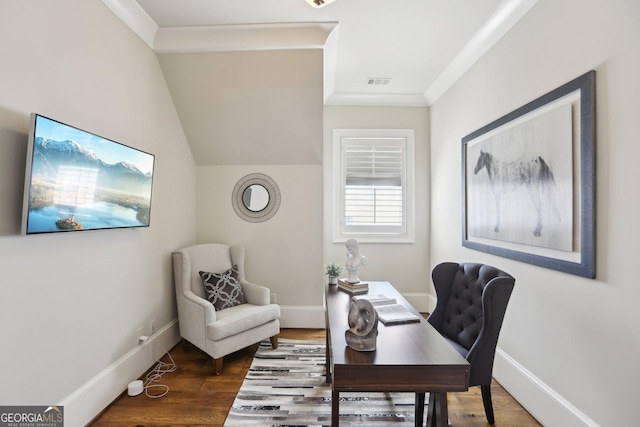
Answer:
[{"xmin": 345, "ymin": 239, "xmax": 367, "ymax": 283}]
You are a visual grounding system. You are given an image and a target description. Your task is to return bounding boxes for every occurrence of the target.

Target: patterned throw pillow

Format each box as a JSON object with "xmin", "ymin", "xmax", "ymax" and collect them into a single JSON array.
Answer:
[{"xmin": 199, "ymin": 265, "xmax": 246, "ymax": 311}]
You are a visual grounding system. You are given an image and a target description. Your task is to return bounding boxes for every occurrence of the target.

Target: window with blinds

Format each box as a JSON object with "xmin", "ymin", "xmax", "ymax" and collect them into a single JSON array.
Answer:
[{"xmin": 333, "ymin": 129, "xmax": 414, "ymax": 242}]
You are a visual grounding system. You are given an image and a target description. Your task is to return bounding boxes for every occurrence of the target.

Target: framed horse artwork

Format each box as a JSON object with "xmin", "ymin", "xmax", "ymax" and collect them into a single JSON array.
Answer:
[{"xmin": 462, "ymin": 70, "xmax": 595, "ymax": 278}]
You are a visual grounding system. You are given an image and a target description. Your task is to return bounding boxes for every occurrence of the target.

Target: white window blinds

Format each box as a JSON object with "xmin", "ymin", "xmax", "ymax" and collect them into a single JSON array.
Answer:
[
  {"xmin": 333, "ymin": 129, "xmax": 414, "ymax": 243},
  {"xmin": 343, "ymin": 139, "xmax": 404, "ymax": 230}
]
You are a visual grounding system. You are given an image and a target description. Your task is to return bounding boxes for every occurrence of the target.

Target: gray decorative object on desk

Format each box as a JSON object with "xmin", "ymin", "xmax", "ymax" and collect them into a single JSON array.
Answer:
[{"xmin": 345, "ymin": 299, "xmax": 378, "ymax": 352}]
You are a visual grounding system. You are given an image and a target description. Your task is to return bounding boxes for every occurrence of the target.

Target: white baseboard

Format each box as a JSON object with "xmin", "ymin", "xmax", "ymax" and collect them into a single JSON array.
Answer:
[
  {"xmin": 279, "ymin": 305, "xmax": 326, "ymax": 328},
  {"xmin": 494, "ymin": 348, "xmax": 597, "ymax": 427},
  {"xmin": 63, "ymin": 306, "xmax": 329, "ymax": 426},
  {"xmin": 61, "ymin": 319, "xmax": 181, "ymax": 427},
  {"xmin": 65, "ymin": 299, "xmax": 592, "ymax": 427},
  {"xmin": 403, "ymin": 293, "xmax": 596, "ymax": 426},
  {"xmin": 403, "ymin": 292, "xmax": 434, "ymax": 314}
]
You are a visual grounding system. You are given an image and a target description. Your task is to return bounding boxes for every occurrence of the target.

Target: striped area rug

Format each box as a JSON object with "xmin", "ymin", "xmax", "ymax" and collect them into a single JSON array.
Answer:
[{"xmin": 224, "ymin": 338, "xmax": 436, "ymax": 427}]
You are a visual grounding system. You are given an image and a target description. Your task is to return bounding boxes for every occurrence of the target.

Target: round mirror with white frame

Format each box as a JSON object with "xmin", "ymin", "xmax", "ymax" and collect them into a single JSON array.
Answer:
[{"xmin": 232, "ymin": 173, "xmax": 281, "ymax": 222}]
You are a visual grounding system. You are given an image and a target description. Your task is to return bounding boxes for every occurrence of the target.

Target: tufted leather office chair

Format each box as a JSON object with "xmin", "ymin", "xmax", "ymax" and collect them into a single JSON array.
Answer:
[{"xmin": 427, "ymin": 262, "xmax": 515, "ymax": 424}]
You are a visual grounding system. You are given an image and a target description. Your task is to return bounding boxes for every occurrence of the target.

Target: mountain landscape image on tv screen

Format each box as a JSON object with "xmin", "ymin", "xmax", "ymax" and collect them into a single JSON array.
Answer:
[{"xmin": 24, "ymin": 114, "xmax": 154, "ymax": 234}]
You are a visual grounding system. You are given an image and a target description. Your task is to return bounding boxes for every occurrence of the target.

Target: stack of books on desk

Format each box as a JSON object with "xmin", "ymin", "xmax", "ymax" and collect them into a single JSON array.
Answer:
[
  {"xmin": 352, "ymin": 293, "xmax": 421, "ymax": 325},
  {"xmin": 337, "ymin": 278, "xmax": 369, "ymax": 294}
]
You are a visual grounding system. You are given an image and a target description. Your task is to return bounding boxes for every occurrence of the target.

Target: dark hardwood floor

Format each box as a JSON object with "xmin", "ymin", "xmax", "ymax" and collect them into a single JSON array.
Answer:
[{"xmin": 90, "ymin": 328, "xmax": 540, "ymax": 427}]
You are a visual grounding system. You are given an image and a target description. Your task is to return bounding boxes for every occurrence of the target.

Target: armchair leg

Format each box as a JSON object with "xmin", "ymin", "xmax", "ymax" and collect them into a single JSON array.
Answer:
[
  {"xmin": 481, "ymin": 384, "xmax": 495, "ymax": 424},
  {"xmin": 270, "ymin": 335, "xmax": 279, "ymax": 349},
  {"xmin": 213, "ymin": 357, "xmax": 223, "ymax": 375}
]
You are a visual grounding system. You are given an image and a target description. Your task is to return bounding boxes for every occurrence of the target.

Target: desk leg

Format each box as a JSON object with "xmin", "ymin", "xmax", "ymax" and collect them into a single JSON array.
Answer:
[
  {"xmin": 325, "ymin": 328, "xmax": 332, "ymax": 384},
  {"xmin": 331, "ymin": 389, "xmax": 339, "ymax": 426},
  {"xmin": 415, "ymin": 392, "xmax": 425, "ymax": 427},
  {"xmin": 324, "ymin": 307, "xmax": 332, "ymax": 384},
  {"xmin": 427, "ymin": 392, "xmax": 448, "ymax": 427}
]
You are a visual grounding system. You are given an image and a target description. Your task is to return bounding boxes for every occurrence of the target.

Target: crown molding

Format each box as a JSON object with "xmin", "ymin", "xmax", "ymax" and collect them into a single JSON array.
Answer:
[
  {"xmin": 101, "ymin": 0, "xmax": 336, "ymax": 53},
  {"xmin": 154, "ymin": 22, "xmax": 337, "ymax": 54},
  {"xmin": 102, "ymin": 0, "xmax": 538, "ymax": 107},
  {"xmin": 325, "ymin": 93, "xmax": 429, "ymax": 107},
  {"xmin": 101, "ymin": 0, "xmax": 157, "ymax": 48},
  {"xmin": 424, "ymin": 0, "xmax": 539, "ymax": 105}
]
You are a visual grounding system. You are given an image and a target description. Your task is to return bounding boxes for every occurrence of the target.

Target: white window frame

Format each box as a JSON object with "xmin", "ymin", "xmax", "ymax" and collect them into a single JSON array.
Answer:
[{"xmin": 332, "ymin": 129, "xmax": 415, "ymax": 243}]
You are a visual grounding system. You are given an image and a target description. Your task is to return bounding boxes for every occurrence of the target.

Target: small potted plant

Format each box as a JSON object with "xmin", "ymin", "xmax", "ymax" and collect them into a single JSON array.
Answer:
[{"xmin": 325, "ymin": 262, "xmax": 343, "ymax": 285}]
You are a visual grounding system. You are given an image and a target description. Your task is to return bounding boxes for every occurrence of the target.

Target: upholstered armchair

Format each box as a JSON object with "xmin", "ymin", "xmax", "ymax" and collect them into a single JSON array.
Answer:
[
  {"xmin": 427, "ymin": 262, "xmax": 515, "ymax": 424},
  {"xmin": 172, "ymin": 243, "xmax": 280, "ymax": 375}
]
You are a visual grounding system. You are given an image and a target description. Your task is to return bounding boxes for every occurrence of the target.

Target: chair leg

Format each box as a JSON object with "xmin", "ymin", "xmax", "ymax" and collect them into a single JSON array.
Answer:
[
  {"xmin": 481, "ymin": 384, "xmax": 495, "ymax": 424},
  {"xmin": 212, "ymin": 357, "xmax": 223, "ymax": 375},
  {"xmin": 270, "ymin": 334, "xmax": 279, "ymax": 349},
  {"xmin": 415, "ymin": 392, "xmax": 425, "ymax": 427}
]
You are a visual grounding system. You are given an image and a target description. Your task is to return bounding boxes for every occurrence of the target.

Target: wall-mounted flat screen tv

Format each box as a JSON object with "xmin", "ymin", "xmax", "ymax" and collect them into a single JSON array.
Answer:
[{"xmin": 21, "ymin": 114, "xmax": 155, "ymax": 235}]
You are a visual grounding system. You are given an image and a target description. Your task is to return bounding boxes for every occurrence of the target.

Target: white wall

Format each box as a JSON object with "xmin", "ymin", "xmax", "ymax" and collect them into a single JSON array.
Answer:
[
  {"xmin": 323, "ymin": 106, "xmax": 432, "ymax": 310},
  {"xmin": 159, "ymin": 49, "xmax": 324, "ymax": 166},
  {"xmin": 196, "ymin": 165, "xmax": 323, "ymax": 326},
  {"xmin": 192, "ymin": 49, "xmax": 325, "ymax": 328},
  {"xmin": 429, "ymin": 0, "xmax": 640, "ymax": 425},
  {"xmin": 0, "ymin": 1, "xmax": 196, "ymax": 424}
]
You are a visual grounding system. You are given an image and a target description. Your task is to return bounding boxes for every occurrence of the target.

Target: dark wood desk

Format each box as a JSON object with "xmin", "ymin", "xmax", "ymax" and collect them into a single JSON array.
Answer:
[{"xmin": 325, "ymin": 281, "xmax": 469, "ymax": 426}]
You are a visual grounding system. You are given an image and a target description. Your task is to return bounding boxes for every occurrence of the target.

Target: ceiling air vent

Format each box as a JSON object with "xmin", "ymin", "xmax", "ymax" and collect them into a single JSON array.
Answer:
[{"xmin": 367, "ymin": 77, "xmax": 391, "ymax": 85}]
